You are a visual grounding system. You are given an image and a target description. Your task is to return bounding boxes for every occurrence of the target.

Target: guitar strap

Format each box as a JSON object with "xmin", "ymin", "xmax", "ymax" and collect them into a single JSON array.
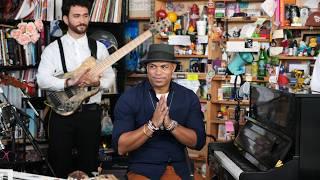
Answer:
[{"xmin": 57, "ymin": 37, "xmax": 97, "ymax": 73}]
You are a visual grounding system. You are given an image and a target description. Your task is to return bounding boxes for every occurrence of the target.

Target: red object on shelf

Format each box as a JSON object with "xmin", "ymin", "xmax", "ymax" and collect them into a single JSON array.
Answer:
[
  {"xmin": 156, "ymin": 8, "xmax": 167, "ymax": 19},
  {"xmin": 278, "ymin": 74, "xmax": 289, "ymax": 85}
]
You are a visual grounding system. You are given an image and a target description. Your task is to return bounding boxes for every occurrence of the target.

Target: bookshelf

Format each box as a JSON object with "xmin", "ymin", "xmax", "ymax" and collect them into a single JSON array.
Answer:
[{"xmin": 0, "ymin": 1, "xmax": 128, "ymax": 173}]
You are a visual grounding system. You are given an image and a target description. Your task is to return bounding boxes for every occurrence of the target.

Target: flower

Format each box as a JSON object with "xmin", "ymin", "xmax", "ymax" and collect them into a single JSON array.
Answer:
[
  {"xmin": 17, "ymin": 33, "xmax": 31, "ymax": 45},
  {"xmin": 34, "ymin": 19, "xmax": 44, "ymax": 31},
  {"xmin": 26, "ymin": 22, "xmax": 37, "ymax": 35},
  {"xmin": 10, "ymin": 20, "xmax": 43, "ymax": 45}
]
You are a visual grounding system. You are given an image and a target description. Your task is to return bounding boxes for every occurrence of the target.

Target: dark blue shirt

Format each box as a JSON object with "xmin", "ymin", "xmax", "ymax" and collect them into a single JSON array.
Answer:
[{"xmin": 112, "ymin": 80, "xmax": 206, "ymax": 179}]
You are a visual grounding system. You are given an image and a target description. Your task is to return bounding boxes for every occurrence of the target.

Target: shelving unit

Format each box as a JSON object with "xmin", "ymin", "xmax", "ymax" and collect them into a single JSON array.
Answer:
[
  {"xmin": 0, "ymin": 1, "xmax": 127, "ymax": 175},
  {"xmin": 277, "ymin": 55, "xmax": 317, "ymax": 60}
]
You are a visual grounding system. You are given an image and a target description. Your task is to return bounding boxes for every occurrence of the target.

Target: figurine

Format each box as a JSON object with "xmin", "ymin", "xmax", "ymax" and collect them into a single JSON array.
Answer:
[
  {"xmin": 217, "ymin": 111, "xmax": 223, "ymax": 119},
  {"xmin": 309, "ymin": 37, "xmax": 317, "ymax": 48},
  {"xmin": 189, "ymin": 4, "xmax": 200, "ymax": 32},
  {"xmin": 278, "ymin": 64, "xmax": 289, "ymax": 85}
]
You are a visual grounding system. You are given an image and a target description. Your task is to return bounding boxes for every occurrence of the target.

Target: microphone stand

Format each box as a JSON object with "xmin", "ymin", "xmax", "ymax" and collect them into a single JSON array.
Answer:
[
  {"xmin": 10, "ymin": 105, "xmax": 56, "ymax": 177},
  {"xmin": 0, "ymin": 88, "xmax": 55, "ymax": 177}
]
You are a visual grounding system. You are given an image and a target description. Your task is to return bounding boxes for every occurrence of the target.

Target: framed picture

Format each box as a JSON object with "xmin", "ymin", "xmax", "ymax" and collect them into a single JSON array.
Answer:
[{"xmin": 129, "ymin": 0, "xmax": 151, "ymax": 19}]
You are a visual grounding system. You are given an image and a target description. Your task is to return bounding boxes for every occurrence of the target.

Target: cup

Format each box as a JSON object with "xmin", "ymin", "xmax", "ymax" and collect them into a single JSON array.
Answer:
[{"xmin": 196, "ymin": 21, "xmax": 207, "ymax": 35}]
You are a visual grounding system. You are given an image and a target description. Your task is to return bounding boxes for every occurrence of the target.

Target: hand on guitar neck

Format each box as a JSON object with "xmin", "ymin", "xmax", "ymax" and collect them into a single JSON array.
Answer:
[{"xmin": 65, "ymin": 68, "xmax": 101, "ymax": 88}]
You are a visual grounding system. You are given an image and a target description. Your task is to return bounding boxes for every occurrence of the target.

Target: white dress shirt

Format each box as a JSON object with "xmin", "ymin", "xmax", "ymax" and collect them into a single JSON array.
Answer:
[{"xmin": 37, "ymin": 32, "xmax": 116, "ymax": 104}]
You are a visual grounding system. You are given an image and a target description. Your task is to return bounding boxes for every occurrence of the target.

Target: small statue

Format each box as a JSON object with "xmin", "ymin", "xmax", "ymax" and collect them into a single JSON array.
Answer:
[
  {"xmin": 309, "ymin": 37, "xmax": 317, "ymax": 48},
  {"xmin": 189, "ymin": 4, "xmax": 200, "ymax": 32}
]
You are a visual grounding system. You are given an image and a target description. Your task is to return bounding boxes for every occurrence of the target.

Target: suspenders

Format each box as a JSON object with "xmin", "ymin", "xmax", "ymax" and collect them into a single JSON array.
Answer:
[
  {"xmin": 57, "ymin": 37, "xmax": 97, "ymax": 103},
  {"xmin": 57, "ymin": 37, "xmax": 97, "ymax": 73}
]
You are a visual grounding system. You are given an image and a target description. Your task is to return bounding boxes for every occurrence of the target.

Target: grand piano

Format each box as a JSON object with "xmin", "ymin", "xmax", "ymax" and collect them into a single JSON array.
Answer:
[{"xmin": 208, "ymin": 84, "xmax": 320, "ymax": 180}]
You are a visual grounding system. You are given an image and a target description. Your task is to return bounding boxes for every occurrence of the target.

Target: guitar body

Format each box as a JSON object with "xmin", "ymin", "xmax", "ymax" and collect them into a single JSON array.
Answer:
[{"xmin": 46, "ymin": 57, "xmax": 100, "ymax": 116}]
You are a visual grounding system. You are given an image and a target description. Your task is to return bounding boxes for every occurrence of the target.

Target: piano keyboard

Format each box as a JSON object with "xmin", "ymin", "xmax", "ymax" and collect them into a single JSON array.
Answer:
[{"xmin": 214, "ymin": 151, "xmax": 244, "ymax": 180}]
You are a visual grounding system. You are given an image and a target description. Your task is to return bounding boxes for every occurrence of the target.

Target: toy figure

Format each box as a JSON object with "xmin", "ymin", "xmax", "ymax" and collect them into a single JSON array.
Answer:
[
  {"xmin": 278, "ymin": 64, "xmax": 289, "ymax": 85},
  {"xmin": 189, "ymin": 4, "xmax": 200, "ymax": 33},
  {"xmin": 309, "ymin": 37, "xmax": 317, "ymax": 48}
]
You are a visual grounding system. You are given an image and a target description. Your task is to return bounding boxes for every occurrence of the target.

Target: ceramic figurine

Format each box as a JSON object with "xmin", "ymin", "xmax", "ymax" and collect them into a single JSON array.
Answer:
[{"xmin": 309, "ymin": 37, "xmax": 317, "ymax": 48}]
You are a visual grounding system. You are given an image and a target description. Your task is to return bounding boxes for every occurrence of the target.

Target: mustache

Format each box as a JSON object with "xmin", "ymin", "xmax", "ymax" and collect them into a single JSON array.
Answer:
[{"xmin": 77, "ymin": 24, "xmax": 88, "ymax": 27}]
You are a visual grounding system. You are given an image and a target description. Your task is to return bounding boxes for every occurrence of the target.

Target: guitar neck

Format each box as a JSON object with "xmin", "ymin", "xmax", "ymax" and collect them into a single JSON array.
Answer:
[{"xmin": 91, "ymin": 30, "xmax": 153, "ymax": 75}]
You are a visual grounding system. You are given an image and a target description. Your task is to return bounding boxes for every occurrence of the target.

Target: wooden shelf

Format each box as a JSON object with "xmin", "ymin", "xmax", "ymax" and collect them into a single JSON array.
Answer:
[
  {"xmin": 212, "ymin": 119, "xmax": 246, "ymax": 126},
  {"xmin": 175, "ymin": 54, "xmax": 208, "ymax": 58},
  {"xmin": 227, "ymin": 38, "xmax": 270, "ymax": 42},
  {"xmin": 2, "ymin": 138, "xmax": 47, "ymax": 145},
  {"xmin": 189, "ymin": 155, "xmax": 206, "ymax": 161},
  {"xmin": 0, "ymin": 65, "xmax": 38, "ymax": 71},
  {"xmin": 128, "ymin": 72, "xmax": 207, "ymax": 80},
  {"xmin": 212, "ymin": 119, "xmax": 227, "ymax": 124},
  {"xmin": 128, "ymin": 17, "xmax": 150, "ymax": 21},
  {"xmin": 127, "ymin": 73, "xmax": 147, "ymax": 78},
  {"xmin": 281, "ymin": 26, "xmax": 320, "ymax": 30},
  {"xmin": 215, "ymin": 16, "xmax": 270, "ymax": 23},
  {"xmin": 212, "ymin": 75, "xmax": 269, "ymax": 83},
  {"xmin": 199, "ymin": 98, "xmax": 207, "ymax": 103},
  {"xmin": 211, "ymin": 99, "xmax": 250, "ymax": 105},
  {"xmin": 278, "ymin": 55, "xmax": 316, "ymax": 60},
  {"xmin": 157, "ymin": 0, "xmax": 207, "ymax": 1}
]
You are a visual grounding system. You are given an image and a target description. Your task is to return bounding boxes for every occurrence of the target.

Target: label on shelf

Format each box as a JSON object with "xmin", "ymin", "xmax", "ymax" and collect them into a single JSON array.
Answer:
[{"xmin": 187, "ymin": 73, "xmax": 199, "ymax": 80}]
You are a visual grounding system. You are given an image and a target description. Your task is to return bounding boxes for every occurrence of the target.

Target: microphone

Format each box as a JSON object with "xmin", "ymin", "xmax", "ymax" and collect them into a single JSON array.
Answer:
[{"xmin": 18, "ymin": 88, "xmax": 39, "ymax": 117}]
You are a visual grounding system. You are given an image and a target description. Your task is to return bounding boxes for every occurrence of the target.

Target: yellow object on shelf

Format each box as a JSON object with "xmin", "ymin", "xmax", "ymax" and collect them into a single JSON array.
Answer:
[{"xmin": 167, "ymin": 12, "xmax": 178, "ymax": 23}]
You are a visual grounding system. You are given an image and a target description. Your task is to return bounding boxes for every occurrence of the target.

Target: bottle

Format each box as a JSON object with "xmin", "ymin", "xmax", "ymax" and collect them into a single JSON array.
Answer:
[
  {"xmin": 292, "ymin": 40, "xmax": 298, "ymax": 56},
  {"xmin": 258, "ymin": 47, "xmax": 267, "ymax": 78}
]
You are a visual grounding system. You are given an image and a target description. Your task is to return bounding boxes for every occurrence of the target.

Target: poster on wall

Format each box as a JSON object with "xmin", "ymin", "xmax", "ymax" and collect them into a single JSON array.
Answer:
[{"xmin": 129, "ymin": 0, "xmax": 151, "ymax": 18}]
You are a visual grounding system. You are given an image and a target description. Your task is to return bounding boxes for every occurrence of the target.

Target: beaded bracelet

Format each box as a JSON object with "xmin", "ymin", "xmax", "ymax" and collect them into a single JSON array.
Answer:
[
  {"xmin": 143, "ymin": 124, "xmax": 152, "ymax": 138},
  {"xmin": 148, "ymin": 120, "xmax": 159, "ymax": 131},
  {"xmin": 166, "ymin": 120, "xmax": 178, "ymax": 131}
]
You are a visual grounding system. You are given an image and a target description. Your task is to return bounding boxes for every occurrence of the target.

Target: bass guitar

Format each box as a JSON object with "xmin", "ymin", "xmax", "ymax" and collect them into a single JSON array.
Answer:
[{"xmin": 46, "ymin": 20, "xmax": 170, "ymax": 116}]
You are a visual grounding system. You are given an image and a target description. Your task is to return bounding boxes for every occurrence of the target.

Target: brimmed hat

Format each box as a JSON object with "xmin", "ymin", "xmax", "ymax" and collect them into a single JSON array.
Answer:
[{"xmin": 140, "ymin": 44, "xmax": 179, "ymax": 65}]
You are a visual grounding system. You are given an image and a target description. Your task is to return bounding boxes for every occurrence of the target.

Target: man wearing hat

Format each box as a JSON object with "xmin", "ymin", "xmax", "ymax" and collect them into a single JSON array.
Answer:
[{"xmin": 112, "ymin": 44, "xmax": 206, "ymax": 179}]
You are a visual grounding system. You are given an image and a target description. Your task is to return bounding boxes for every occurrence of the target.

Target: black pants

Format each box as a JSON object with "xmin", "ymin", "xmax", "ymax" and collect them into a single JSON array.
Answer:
[{"xmin": 48, "ymin": 104, "xmax": 102, "ymax": 178}]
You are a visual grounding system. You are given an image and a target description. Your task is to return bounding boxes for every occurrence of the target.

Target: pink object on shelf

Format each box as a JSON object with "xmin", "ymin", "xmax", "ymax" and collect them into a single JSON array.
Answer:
[{"xmin": 225, "ymin": 120, "xmax": 234, "ymax": 132}]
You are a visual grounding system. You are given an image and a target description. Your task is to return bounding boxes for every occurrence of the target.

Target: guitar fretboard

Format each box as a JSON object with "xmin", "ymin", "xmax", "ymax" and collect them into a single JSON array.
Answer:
[{"xmin": 90, "ymin": 30, "xmax": 153, "ymax": 76}]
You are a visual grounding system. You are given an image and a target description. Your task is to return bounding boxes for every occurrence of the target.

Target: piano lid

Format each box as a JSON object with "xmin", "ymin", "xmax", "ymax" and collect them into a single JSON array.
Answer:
[{"xmin": 234, "ymin": 119, "xmax": 292, "ymax": 171}]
